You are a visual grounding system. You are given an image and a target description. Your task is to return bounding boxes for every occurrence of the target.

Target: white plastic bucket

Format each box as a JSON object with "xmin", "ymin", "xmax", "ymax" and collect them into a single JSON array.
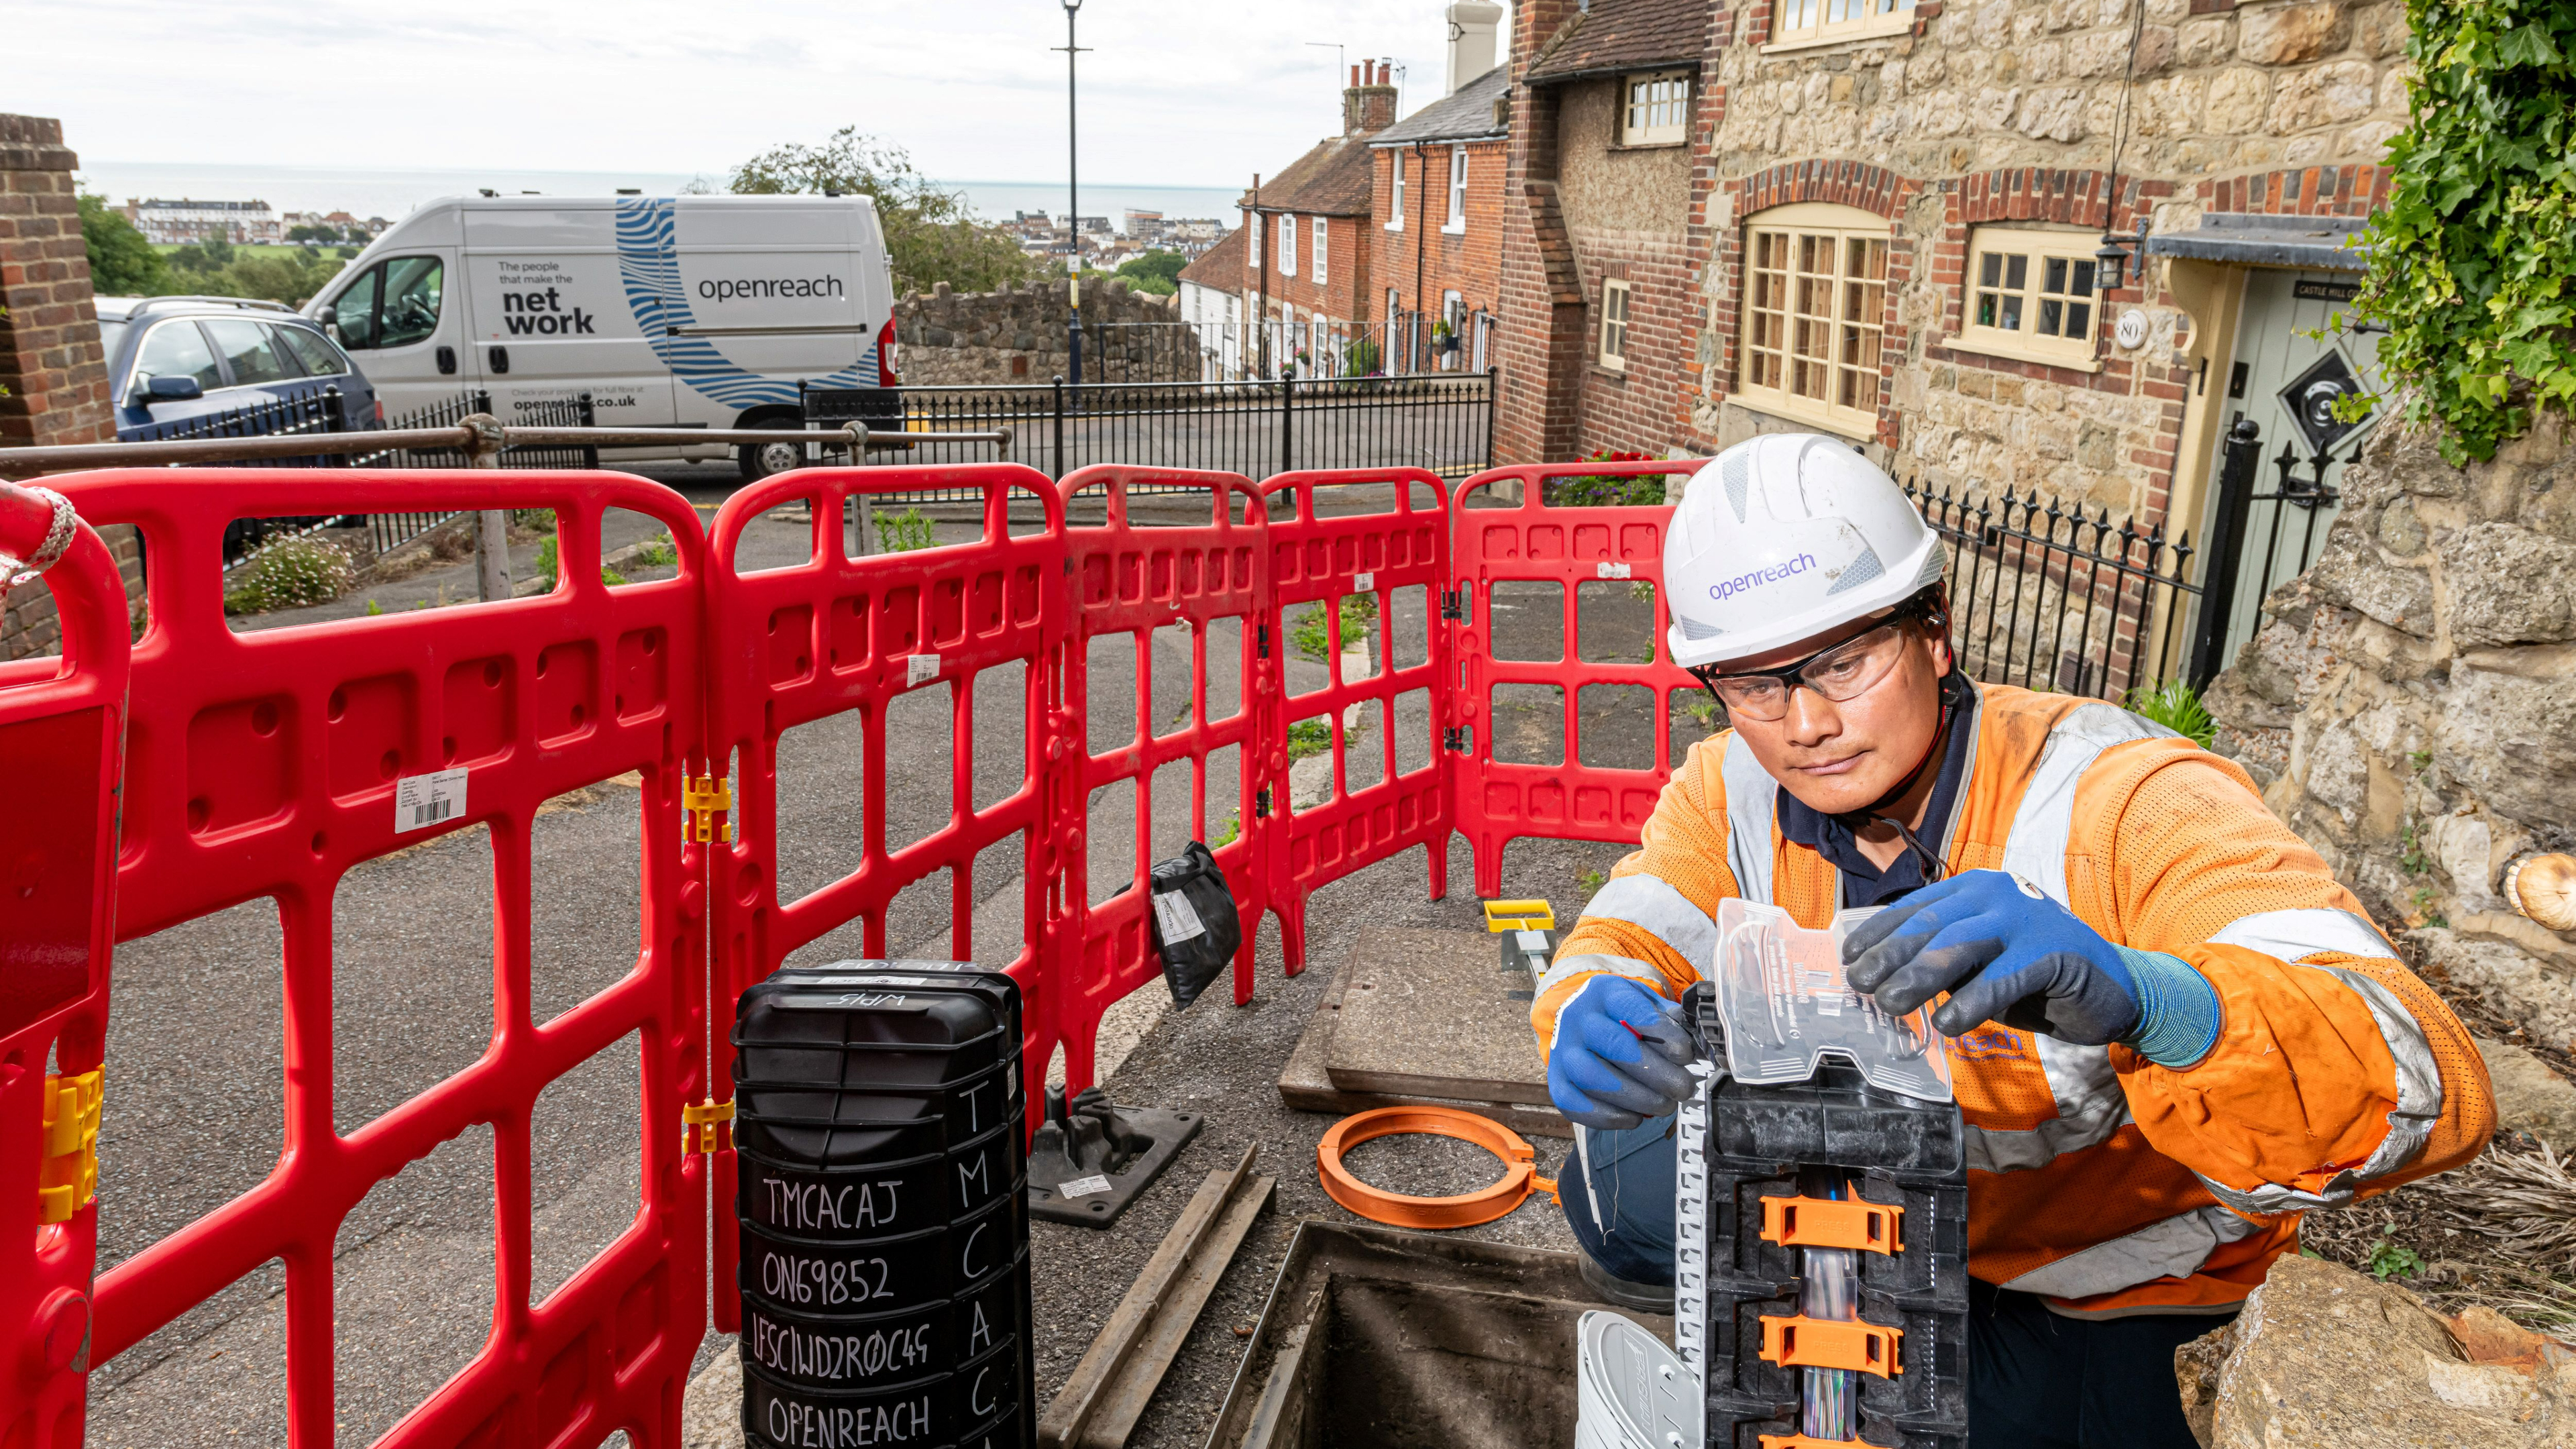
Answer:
[{"xmin": 1575, "ymin": 1309, "xmax": 1697, "ymax": 1449}]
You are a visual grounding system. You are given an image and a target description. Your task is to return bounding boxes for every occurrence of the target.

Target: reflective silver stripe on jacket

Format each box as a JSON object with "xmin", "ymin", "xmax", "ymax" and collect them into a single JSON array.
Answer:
[
  {"xmin": 1997, "ymin": 702, "xmax": 2179, "ymax": 900},
  {"xmin": 1967, "ymin": 704, "xmax": 2177, "ymax": 1179},
  {"xmin": 1535, "ymin": 952, "xmax": 1668, "ymax": 1042},
  {"xmin": 1720, "ymin": 732, "xmax": 1778, "ymax": 906},
  {"xmin": 1998, "ymin": 1202, "xmax": 2265, "ymax": 1300},
  {"xmin": 1964, "ymin": 1036, "xmax": 2133, "ymax": 1174},
  {"xmin": 2208, "ymin": 907, "xmax": 2398, "ymax": 964},
  {"xmin": 2191, "ymin": 963, "xmax": 2445, "ymax": 1214},
  {"xmin": 1583, "ymin": 873, "xmax": 1721, "ymax": 974}
]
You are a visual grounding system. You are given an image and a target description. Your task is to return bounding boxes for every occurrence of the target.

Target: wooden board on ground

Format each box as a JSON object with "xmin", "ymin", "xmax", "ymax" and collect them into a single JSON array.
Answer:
[{"xmin": 1288, "ymin": 926, "xmax": 1562, "ymax": 1130}]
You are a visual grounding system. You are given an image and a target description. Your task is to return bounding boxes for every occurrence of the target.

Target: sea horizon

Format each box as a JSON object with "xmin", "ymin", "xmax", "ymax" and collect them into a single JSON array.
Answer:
[{"xmin": 72, "ymin": 160, "xmax": 1240, "ymax": 233}]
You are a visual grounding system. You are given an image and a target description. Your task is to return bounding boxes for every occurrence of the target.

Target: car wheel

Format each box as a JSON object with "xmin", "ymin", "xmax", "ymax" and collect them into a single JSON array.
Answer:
[{"xmin": 737, "ymin": 420, "xmax": 811, "ymax": 482}]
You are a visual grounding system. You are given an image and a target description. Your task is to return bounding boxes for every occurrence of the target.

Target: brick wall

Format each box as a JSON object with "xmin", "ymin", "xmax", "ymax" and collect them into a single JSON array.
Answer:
[
  {"xmin": 1, "ymin": 113, "xmax": 136, "ymax": 661},
  {"xmin": 1495, "ymin": 0, "xmax": 1593, "ymax": 466},
  {"xmin": 1241, "ymin": 207, "xmax": 1374, "ymax": 330},
  {"xmin": 1367, "ymin": 138, "xmax": 1508, "ymax": 325}
]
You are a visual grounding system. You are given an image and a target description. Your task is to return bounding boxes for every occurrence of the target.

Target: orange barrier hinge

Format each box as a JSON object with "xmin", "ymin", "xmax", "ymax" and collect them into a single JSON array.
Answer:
[
  {"xmin": 682, "ymin": 1097, "xmax": 735, "ymax": 1154},
  {"xmin": 1758, "ymin": 1313, "xmax": 1903, "ymax": 1379},
  {"xmin": 1760, "ymin": 1189, "xmax": 1903, "ymax": 1255},
  {"xmin": 684, "ymin": 775, "xmax": 733, "ymax": 844},
  {"xmin": 1483, "ymin": 899, "xmax": 1554, "ymax": 933},
  {"xmin": 38, "ymin": 1068, "xmax": 103, "ymax": 1225}
]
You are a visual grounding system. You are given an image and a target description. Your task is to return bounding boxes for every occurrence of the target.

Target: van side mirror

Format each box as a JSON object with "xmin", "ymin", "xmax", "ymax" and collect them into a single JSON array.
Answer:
[
  {"xmin": 146, "ymin": 376, "xmax": 204, "ymax": 401},
  {"xmin": 317, "ymin": 305, "xmax": 337, "ymax": 326}
]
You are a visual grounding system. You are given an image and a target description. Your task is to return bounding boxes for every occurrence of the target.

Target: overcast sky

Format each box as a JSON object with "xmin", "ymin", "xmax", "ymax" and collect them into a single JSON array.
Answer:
[{"xmin": 6, "ymin": 0, "xmax": 1510, "ymax": 188}]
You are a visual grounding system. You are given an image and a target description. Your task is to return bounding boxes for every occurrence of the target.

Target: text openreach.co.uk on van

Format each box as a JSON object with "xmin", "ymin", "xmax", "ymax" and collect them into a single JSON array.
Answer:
[{"xmin": 698, "ymin": 276, "xmax": 847, "ymax": 302}]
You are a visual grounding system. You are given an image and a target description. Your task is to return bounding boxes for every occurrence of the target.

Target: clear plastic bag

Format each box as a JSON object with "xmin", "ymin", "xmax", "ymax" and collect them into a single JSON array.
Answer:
[{"xmin": 1709, "ymin": 898, "xmax": 1953, "ymax": 1103}]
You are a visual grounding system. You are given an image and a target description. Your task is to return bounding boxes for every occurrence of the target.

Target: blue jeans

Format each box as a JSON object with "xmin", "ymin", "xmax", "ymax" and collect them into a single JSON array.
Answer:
[
  {"xmin": 1556, "ymin": 1116, "xmax": 2228, "ymax": 1448},
  {"xmin": 1558, "ymin": 1116, "xmax": 1678, "ymax": 1285}
]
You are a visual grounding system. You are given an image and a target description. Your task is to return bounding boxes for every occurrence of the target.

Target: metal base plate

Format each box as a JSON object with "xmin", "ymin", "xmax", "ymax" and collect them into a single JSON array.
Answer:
[{"xmin": 1026, "ymin": 1106, "xmax": 1202, "ymax": 1227}]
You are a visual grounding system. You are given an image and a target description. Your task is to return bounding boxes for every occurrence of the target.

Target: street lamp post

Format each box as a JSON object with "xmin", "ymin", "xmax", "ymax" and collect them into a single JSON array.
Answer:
[{"xmin": 1058, "ymin": 0, "xmax": 1088, "ymax": 388}]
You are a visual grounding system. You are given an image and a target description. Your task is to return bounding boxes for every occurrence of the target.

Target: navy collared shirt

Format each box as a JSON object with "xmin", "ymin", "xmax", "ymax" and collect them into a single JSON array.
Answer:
[{"xmin": 1774, "ymin": 673, "xmax": 1981, "ymax": 909}]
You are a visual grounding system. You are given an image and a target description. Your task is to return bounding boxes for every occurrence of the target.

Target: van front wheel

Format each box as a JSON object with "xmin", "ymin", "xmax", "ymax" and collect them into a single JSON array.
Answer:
[{"xmin": 737, "ymin": 419, "xmax": 812, "ymax": 482}]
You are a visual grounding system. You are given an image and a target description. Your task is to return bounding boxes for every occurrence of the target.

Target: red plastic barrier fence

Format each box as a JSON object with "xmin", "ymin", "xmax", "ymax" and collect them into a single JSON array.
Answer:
[
  {"xmin": 700, "ymin": 464, "xmax": 1064, "ymax": 1336},
  {"xmin": 1054, "ymin": 466, "xmax": 1272, "ymax": 1037},
  {"xmin": 1449, "ymin": 462, "xmax": 1705, "ymax": 898},
  {"xmin": 5, "ymin": 454, "xmax": 1732, "ymax": 1442},
  {"xmin": 37, "ymin": 469, "xmax": 714, "ymax": 1447},
  {"xmin": 0, "ymin": 482, "xmax": 131, "ymax": 1448},
  {"xmin": 1257, "ymin": 470, "xmax": 1456, "ymax": 972}
]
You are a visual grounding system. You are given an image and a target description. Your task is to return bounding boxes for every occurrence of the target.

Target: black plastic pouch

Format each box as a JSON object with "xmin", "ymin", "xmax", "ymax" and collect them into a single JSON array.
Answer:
[{"xmin": 1146, "ymin": 840, "xmax": 1242, "ymax": 1008}]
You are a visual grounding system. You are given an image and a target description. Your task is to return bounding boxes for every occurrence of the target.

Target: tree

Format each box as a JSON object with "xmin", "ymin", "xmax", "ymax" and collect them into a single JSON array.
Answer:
[
  {"xmin": 78, "ymin": 194, "xmax": 166, "ymax": 295},
  {"xmin": 168, "ymin": 235, "xmax": 237, "ymax": 275},
  {"xmin": 727, "ymin": 128, "xmax": 1035, "ymax": 297},
  {"xmin": 286, "ymin": 223, "xmax": 342, "ymax": 245},
  {"xmin": 1115, "ymin": 250, "xmax": 1188, "ymax": 295}
]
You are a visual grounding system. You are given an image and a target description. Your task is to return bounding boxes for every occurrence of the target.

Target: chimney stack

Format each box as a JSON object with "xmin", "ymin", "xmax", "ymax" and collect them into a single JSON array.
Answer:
[
  {"xmin": 1343, "ymin": 58, "xmax": 1399, "ymax": 134},
  {"xmin": 1445, "ymin": 2, "xmax": 1505, "ymax": 96}
]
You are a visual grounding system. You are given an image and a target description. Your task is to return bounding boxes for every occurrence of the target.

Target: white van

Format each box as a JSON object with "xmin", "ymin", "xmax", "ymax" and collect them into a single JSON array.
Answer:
[{"xmin": 305, "ymin": 193, "xmax": 898, "ymax": 478}]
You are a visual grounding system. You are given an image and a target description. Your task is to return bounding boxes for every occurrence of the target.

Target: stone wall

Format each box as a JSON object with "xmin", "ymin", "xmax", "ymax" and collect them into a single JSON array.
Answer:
[
  {"xmin": 894, "ymin": 277, "xmax": 1187, "ymax": 386},
  {"xmin": 1, "ymin": 113, "xmax": 140, "ymax": 660},
  {"xmin": 1686, "ymin": 0, "xmax": 2416, "ymax": 523},
  {"xmin": 2208, "ymin": 413, "xmax": 2576, "ymax": 1051}
]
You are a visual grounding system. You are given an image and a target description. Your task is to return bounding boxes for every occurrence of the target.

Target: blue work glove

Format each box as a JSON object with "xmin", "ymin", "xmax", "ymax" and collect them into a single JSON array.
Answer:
[
  {"xmin": 1840, "ymin": 869, "xmax": 2220, "ymax": 1067},
  {"xmin": 1546, "ymin": 975, "xmax": 1701, "ymax": 1131}
]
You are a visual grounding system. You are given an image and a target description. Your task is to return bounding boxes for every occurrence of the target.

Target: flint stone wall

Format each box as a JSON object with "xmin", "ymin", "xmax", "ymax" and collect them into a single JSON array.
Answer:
[
  {"xmin": 2208, "ymin": 413, "xmax": 2576, "ymax": 1049},
  {"xmin": 894, "ymin": 277, "xmax": 1187, "ymax": 386}
]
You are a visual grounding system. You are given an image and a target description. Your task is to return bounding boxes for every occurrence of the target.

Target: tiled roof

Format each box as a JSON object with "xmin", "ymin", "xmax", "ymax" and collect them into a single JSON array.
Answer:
[
  {"xmin": 1373, "ymin": 66, "xmax": 1512, "ymax": 146},
  {"xmin": 1235, "ymin": 133, "xmax": 1378, "ymax": 218},
  {"xmin": 1176, "ymin": 224, "xmax": 1248, "ymax": 290},
  {"xmin": 1525, "ymin": 0, "xmax": 1713, "ymax": 83}
]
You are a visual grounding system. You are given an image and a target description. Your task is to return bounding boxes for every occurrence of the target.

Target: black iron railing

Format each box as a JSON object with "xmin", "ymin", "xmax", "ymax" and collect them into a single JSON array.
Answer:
[
  {"xmin": 352, "ymin": 392, "xmax": 597, "ymax": 558},
  {"xmin": 1031, "ymin": 312, "xmax": 1499, "ymax": 384},
  {"xmin": 1906, "ymin": 478, "xmax": 2202, "ymax": 702}
]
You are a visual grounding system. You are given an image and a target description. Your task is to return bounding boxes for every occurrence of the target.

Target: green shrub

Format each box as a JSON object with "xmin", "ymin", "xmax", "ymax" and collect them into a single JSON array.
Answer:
[
  {"xmin": 2337, "ymin": 0, "xmax": 2576, "ymax": 461},
  {"xmin": 224, "ymin": 537, "xmax": 354, "ymax": 614},
  {"xmin": 633, "ymin": 534, "xmax": 678, "ymax": 566},
  {"xmin": 2123, "ymin": 679, "xmax": 2216, "ymax": 748},
  {"xmin": 1544, "ymin": 451, "xmax": 1666, "ymax": 507},
  {"xmin": 1286, "ymin": 718, "xmax": 1337, "ymax": 761}
]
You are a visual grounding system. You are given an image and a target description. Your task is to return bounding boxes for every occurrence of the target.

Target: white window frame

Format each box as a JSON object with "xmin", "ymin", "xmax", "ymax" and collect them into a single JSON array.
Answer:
[
  {"xmin": 1388, "ymin": 152, "xmax": 1406, "ymax": 231},
  {"xmin": 1764, "ymin": 0, "xmax": 1916, "ymax": 53},
  {"xmin": 1953, "ymin": 225, "xmax": 2106, "ymax": 371},
  {"xmin": 1737, "ymin": 201, "xmax": 1891, "ymax": 439},
  {"xmin": 1313, "ymin": 215, "xmax": 1328, "ymax": 283},
  {"xmin": 1598, "ymin": 279, "xmax": 1632, "ymax": 371},
  {"xmin": 1619, "ymin": 71, "xmax": 1691, "ymax": 146},
  {"xmin": 1279, "ymin": 215, "xmax": 1297, "ymax": 278},
  {"xmin": 1445, "ymin": 146, "xmax": 1469, "ymax": 234},
  {"xmin": 1250, "ymin": 211, "xmax": 1263, "ymax": 269}
]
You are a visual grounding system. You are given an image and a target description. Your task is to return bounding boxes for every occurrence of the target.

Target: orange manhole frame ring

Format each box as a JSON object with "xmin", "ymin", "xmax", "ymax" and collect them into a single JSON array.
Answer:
[{"xmin": 1316, "ymin": 1106, "xmax": 1559, "ymax": 1229}]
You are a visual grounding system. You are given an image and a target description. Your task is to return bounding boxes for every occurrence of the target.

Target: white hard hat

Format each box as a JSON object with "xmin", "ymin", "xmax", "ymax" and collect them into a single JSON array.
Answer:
[{"xmin": 1663, "ymin": 433, "xmax": 1948, "ymax": 669}]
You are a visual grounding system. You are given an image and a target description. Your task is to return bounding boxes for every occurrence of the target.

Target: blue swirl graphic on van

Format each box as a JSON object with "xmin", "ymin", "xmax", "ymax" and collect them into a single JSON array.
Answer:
[{"xmin": 613, "ymin": 198, "xmax": 876, "ymax": 407}]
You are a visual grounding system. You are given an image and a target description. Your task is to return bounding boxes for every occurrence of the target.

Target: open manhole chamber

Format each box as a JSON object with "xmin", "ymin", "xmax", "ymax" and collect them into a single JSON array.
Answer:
[{"xmin": 1209, "ymin": 1222, "xmax": 1672, "ymax": 1449}]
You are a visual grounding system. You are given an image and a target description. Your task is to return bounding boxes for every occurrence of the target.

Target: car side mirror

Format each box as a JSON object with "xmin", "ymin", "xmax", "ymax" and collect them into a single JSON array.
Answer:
[{"xmin": 146, "ymin": 376, "xmax": 204, "ymax": 401}]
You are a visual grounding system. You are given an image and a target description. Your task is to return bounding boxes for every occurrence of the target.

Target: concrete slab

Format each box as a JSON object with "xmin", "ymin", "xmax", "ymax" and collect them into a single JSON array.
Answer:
[
  {"xmin": 1278, "ymin": 945, "xmax": 1568, "ymax": 1138},
  {"xmin": 1322, "ymin": 927, "xmax": 1552, "ymax": 1108}
]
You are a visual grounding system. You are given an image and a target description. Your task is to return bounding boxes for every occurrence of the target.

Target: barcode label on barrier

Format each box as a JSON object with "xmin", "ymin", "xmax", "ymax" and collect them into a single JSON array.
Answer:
[
  {"xmin": 1059, "ymin": 1175, "xmax": 1114, "ymax": 1199},
  {"xmin": 394, "ymin": 768, "xmax": 468, "ymax": 833},
  {"xmin": 1595, "ymin": 561, "xmax": 1633, "ymax": 580},
  {"xmin": 1353, "ymin": 570, "xmax": 1375, "ymax": 593},
  {"xmin": 1151, "ymin": 888, "xmax": 1206, "ymax": 944},
  {"xmin": 906, "ymin": 652, "xmax": 940, "ymax": 686}
]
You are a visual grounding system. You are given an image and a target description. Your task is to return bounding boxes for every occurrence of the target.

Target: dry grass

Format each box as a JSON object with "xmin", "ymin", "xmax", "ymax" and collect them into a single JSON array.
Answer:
[{"xmin": 2300, "ymin": 1134, "xmax": 2576, "ymax": 1336}]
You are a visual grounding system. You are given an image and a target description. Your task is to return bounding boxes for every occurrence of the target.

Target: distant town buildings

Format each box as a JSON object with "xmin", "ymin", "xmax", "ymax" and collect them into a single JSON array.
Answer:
[
  {"xmin": 1002, "ymin": 208, "xmax": 1232, "ymax": 270},
  {"xmin": 124, "ymin": 197, "xmax": 280, "ymax": 246}
]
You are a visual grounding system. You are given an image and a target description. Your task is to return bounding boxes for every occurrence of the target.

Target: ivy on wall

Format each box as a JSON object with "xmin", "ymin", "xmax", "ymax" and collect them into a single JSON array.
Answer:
[{"xmin": 2346, "ymin": 0, "xmax": 2575, "ymax": 462}]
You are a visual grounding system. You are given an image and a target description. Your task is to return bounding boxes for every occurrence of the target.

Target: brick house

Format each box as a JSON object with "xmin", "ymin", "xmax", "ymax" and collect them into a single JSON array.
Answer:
[
  {"xmin": 1175, "ymin": 225, "xmax": 1251, "ymax": 378},
  {"xmin": 1492, "ymin": 0, "xmax": 2416, "ymax": 667},
  {"xmin": 1367, "ymin": 62, "xmax": 1511, "ymax": 373},
  {"xmin": 1221, "ymin": 64, "xmax": 1400, "ymax": 378}
]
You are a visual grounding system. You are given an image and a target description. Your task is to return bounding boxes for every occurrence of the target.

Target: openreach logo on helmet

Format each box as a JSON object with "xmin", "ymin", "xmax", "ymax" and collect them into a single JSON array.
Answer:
[{"xmin": 1707, "ymin": 552, "xmax": 1818, "ymax": 602}]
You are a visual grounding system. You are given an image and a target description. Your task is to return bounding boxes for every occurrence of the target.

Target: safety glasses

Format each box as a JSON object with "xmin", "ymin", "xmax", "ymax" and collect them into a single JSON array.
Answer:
[{"xmin": 1693, "ymin": 608, "xmax": 1928, "ymax": 722}]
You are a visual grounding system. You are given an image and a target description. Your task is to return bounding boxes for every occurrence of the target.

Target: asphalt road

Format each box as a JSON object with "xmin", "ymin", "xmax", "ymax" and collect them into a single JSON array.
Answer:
[{"xmin": 83, "ymin": 458, "xmax": 1676, "ymax": 1446}]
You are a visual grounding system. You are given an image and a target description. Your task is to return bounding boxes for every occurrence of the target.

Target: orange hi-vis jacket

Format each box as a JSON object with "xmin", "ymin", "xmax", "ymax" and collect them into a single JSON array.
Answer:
[{"xmin": 1536, "ymin": 683, "xmax": 2493, "ymax": 1316}]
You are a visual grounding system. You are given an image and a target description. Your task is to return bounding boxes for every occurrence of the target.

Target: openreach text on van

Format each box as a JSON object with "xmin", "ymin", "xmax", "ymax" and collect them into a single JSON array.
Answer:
[{"xmin": 1707, "ymin": 552, "xmax": 1819, "ymax": 601}]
